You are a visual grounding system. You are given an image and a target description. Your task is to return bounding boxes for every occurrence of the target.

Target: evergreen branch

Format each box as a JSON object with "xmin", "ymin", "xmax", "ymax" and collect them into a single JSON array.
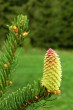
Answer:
[
  {"xmin": 0, "ymin": 15, "xmax": 29, "ymax": 96},
  {"xmin": 0, "ymin": 14, "xmax": 62, "ymax": 110},
  {"xmin": 0, "ymin": 81, "xmax": 52, "ymax": 110}
]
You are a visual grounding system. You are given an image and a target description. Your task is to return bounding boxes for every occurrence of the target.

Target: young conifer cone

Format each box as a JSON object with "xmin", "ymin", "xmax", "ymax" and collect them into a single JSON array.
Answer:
[{"xmin": 41, "ymin": 48, "xmax": 62, "ymax": 95}]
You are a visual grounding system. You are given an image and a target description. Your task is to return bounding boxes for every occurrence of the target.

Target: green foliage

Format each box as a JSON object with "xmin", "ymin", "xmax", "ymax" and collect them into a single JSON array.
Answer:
[
  {"xmin": 0, "ymin": 81, "xmax": 52, "ymax": 110},
  {"xmin": 28, "ymin": 0, "xmax": 73, "ymax": 49},
  {"xmin": 0, "ymin": 14, "xmax": 29, "ymax": 96}
]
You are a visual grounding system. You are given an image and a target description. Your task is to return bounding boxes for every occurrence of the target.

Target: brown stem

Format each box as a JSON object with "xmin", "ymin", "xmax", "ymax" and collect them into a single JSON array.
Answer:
[
  {"xmin": 18, "ymin": 90, "xmax": 50, "ymax": 110},
  {"xmin": 18, "ymin": 94, "xmax": 42, "ymax": 110}
]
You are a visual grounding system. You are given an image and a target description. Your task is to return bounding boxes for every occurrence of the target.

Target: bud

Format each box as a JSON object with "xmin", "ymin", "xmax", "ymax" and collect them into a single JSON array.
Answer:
[
  {"xmin": 3, "ymin": 64, "xmax": 8, "ymax": 68},
  {"xmin": 22, "ymin": 32, "xmax": 28, "ymax": 37},
  {"xmin": 41, "ymin": 48, "xmax": 62, "ymax": 94},
  {"xmin": 8, "ymin": 80, "xmax": 13, "ymax": 86},
  {"xmin": 10, "ymin": 26, "xmax": 18, "ymax": 33}
]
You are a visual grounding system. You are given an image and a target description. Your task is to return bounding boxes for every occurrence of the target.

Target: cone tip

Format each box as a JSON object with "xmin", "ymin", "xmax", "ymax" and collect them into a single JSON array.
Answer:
[{"xmin": 47, "ymin": 48, "xmax": 54, "ymax": 54}]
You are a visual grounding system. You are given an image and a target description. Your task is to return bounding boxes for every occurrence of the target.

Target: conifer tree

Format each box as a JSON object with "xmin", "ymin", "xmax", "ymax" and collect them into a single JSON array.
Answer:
[{"xmin": 0, "ymin": 14, "xmax": 62, "ymax": 110}]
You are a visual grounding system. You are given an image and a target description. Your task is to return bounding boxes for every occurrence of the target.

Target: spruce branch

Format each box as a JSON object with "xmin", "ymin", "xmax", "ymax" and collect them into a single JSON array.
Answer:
[
  {"xmin": 0, "ymin": 81, "xmax": 52, "ymax": 110},
  {"xmin": 0, "ymin": 14, "xmax": 62, "ymax": 110},
  {"xmin": 0, "ymin": 15, "xmax": 29, "ymax": 96}
]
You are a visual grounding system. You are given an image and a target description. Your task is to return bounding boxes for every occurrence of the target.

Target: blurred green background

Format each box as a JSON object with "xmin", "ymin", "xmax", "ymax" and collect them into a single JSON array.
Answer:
[
  {"xmin": 0, "ymin": 0, "xmax": 73, "ymax": 110},
  {"xmin": 0, "ymin": 0, "xmax": 73, "ymax": 49}
]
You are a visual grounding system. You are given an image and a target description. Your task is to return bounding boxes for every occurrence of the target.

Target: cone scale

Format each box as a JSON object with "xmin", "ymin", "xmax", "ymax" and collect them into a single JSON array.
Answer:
[{"xmin": 41, "ymin": 48, "xmax": 62, "ymax": 94}]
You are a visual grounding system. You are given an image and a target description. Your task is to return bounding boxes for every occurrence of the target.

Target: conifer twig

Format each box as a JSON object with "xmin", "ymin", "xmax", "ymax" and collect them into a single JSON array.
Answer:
[
  {"xmin": 0, "ymin": 81, "xmax": 52, "ymax": 110},
  {"xmin": 0, "ymin": 15, "xmax": 29, "ymax": 96}
]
